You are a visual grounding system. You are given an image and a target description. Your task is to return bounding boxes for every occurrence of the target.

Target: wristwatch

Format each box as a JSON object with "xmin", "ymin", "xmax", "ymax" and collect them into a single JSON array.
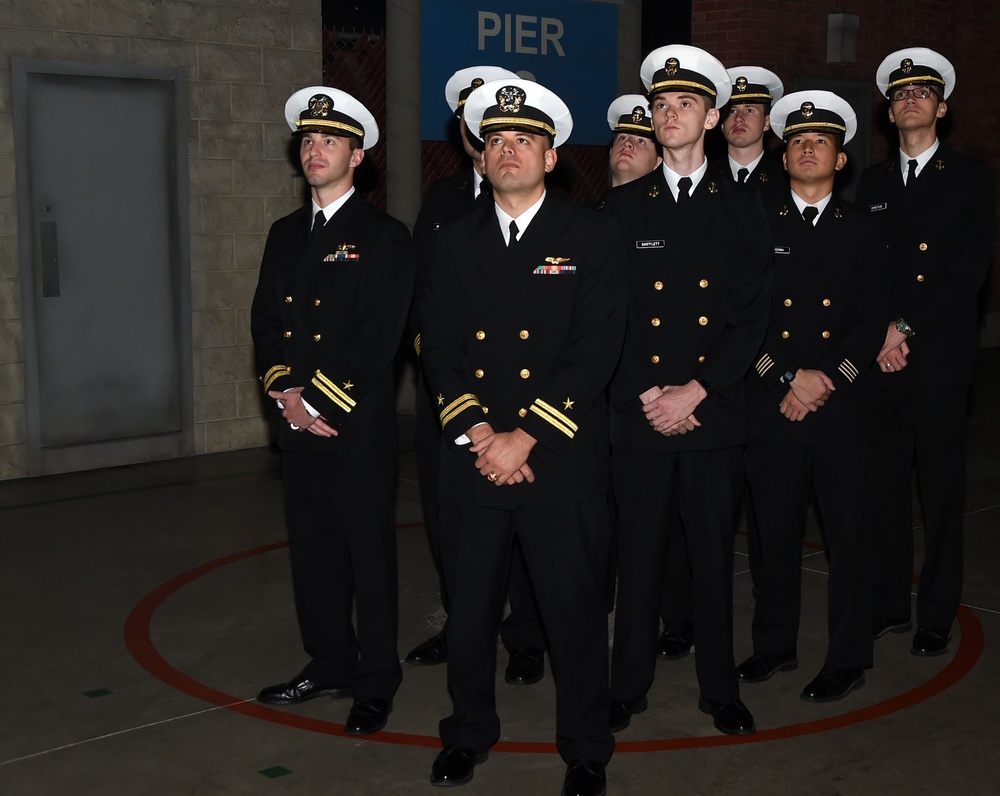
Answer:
[
  {"xmin": 780, "ymin": 370, "xmax": 796, "ymax": 384},
  {"xmin": 894, "ymin": 317, "xmax": 914, "ymax": 338}
]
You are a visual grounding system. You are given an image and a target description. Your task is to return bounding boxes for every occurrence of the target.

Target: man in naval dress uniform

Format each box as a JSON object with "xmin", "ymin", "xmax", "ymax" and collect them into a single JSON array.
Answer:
[
  {"xmin": 737, "ymin": 91, "xmax": 888, "ymax": 703},
  {"xmin": 604, "ymin": 45, "xmax": 772, "ymax": 738},
  {"xmin": 407, "ymin": 66, "xmax": 547, "ymax": 690},
  {"xmin": 250, "ymin": 87, "xmax": 414, "ymax": 736},
  {"xmin": 421, "ymin": 78, "xmax": 624, "ymax": 796},
  {"xmin": 856, "ymin": 48, "xmax": 996, "ymax": 657}
]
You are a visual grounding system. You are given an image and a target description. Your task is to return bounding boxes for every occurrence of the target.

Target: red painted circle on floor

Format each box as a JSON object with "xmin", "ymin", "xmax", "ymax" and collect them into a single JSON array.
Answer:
[{"xmin": 125, "ymin": 540, "xmax": 984, "ymax": 752}]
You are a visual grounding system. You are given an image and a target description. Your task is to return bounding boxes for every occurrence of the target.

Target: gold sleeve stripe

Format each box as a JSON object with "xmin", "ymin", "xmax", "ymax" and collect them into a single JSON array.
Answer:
[
  {"xmin": 531, "ymin": 404, "xmax": 576, "ymax": 439},
  {"xmin": 529, "ymin": 405, "xmax": 575, "ymax": 438},
  {"xmin": 440, "ymin": 393, "xmax": 479, "ymax": 419},
  {"xmin": 838, "ymin": 359, "xmax": 859, "ymax": 383},
  {"xmin": 756, "ymin": 354, "xmax": 774, "ymax": 377},
  {"xmin": 441, "ymin": 398, "xmax": 481, "ymax": 427},
  {"xmin": 314, "ymin": 370, "xmax": 357, "ymax": 408},
  {"xmin": 311, "ymin": 376, "xmax": 353, "ymax": 413},
  {"xmin": 414, "ymin": 333, "xmax": 421, "ymax": 356},
  {"xmin": 263, "ymin": 365, "xmax": 292, "ymax": 391},
  {"xmin": 533, "ymin": 398, "xmax": 579, "ymax": 432}
]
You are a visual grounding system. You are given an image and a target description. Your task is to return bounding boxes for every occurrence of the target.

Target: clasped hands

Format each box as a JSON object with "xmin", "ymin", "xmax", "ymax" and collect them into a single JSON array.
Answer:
[
  {"xmin": 641, "ymin": 380, "xmax": 707, "ymax": 436},
  {"xmin": 268, "ymin": 387, "xmax": 338, "ymax": 437},
  {"xmin": 876, "ymin": 323, "xmax": 910, "ymax": 373},
  {"xmin": 468, "ymin": 424, "xmax": 537, "ymax": 486},
  {"xmin": 779, "ymin": 369, "xmax": 834, "ymax": 421}
]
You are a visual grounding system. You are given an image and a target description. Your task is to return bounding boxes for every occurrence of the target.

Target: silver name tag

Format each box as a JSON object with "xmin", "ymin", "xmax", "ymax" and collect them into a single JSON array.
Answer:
[
  {"xmin": 774, "ymin": 246, "xmax": 791, "ymax": 255},
  {"xmin": 636, "ymin": 240, "xmax": 664, "ymax": 249},
  {"xmin": 868, "ymin": 202, "xmax": 888, "ymax": 212}
]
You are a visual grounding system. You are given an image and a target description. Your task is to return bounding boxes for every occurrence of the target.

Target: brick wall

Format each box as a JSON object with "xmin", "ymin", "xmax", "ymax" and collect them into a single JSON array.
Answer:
[
  {"xmin": 0, "ymin": 0, "xmax": 323, "ymax": 479},
  {"xmin": 691, "ymin": 0, "xmax": 1000, "ymax": 325}
]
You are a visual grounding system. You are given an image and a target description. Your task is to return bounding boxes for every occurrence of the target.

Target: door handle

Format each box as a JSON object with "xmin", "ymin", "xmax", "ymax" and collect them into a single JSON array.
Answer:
[{"xmin": 40, "ymin": 219, "xmax": 59, "ymax": 297}]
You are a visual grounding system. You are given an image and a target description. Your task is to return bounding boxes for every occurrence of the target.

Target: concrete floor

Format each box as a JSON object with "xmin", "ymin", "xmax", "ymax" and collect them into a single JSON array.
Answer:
[{"xmin": 2, "ymin": 350, "xmax": 999, "ymax": 795}]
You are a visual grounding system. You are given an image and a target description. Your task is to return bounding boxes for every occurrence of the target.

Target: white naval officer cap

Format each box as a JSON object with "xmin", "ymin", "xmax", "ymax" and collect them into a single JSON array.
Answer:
[
  {"xmin": 770, "ymin": 90, "xmax": 858, "ymax": 144},
  {"xmin": 284, "ymin": 86, "xmax": 380, "ymax": 150},
  {"xmin": 725, "ymin": 66, "xmax": 784, "ymax": 106},
  {"xmin": 445, "ymin": 66, "xmax": 520, "ymax": 116},
  {"xmin": 876, "ymin": 47, "xmax": 955, "ymax": 100},
  {"xmin": 607, "ymin": 94, "xmax": 655, "ymax": 138},
  {"xmin": 464, "ymin": 78, "xmax": 574, "ymax": 148},
  {"xmin": 640, "ymin": 44, "xmax": 732, "ymax": 108}
]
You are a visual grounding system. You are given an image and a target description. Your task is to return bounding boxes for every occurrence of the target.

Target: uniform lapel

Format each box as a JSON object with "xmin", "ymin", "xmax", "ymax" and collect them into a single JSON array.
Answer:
[{"xmin": 290, "ymin": 192, "xmax": 363, "ymax": 286}]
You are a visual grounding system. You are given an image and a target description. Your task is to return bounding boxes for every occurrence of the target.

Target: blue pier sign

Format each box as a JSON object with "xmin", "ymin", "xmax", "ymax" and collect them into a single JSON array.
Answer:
[{"xmin": 421, "ymin": 0, "xmax": 619, "ymax": 145}]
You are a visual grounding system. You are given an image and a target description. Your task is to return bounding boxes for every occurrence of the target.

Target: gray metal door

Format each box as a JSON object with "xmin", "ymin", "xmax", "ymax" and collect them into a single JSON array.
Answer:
[{"xmin": 13, "ymin": 59, "xmax": 193, "ymax": 476}]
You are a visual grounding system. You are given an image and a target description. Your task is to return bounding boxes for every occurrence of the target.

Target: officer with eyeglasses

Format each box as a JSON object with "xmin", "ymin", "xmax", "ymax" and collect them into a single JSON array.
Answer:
[{"xmin": 856, "ymin": 47, "xmax": 996, "ymax": 658}]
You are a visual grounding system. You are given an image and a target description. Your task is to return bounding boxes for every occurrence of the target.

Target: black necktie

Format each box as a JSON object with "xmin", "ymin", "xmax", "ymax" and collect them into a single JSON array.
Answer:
[
  {"xmin": 311, "ymin": 209, "xmax": 325, "ymax": 238},
  {"xmin": 736, "ymin": 168, "xmax": 749, "ymax": 185},
  {"xmin": 677, "ymin": 176, "xmax": 692, "ymax": 204},
  {"xmin": 905, "ymin": 158, "xmax": 918, "ymax": 188},
  {"xmin": 508, "ymin": 219, "xmax": 519, "ymax": 247},
  {"xmin": 802, "ymin": 206, "xmax": 818, "ymax": 226}
]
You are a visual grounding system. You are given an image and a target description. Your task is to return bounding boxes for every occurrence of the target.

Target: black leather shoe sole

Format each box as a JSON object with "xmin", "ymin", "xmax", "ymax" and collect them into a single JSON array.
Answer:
[
  {"xmin": 609, "ymin": 697, "xmax": 648, "ymax": 733},
  {"xmin": 344, "ymin": 698, "xmax": 392, "ymax": 735},
  {"xmin": 874, "ymin": 617, "xmax": 912, "ymax": 640},
  {"xmin": 257, "ymin": 679, "xmax": 351, "ymax": 705},
  {"xmin": 801, "ymin": 669, "xmax": 865, "ymax": 702},
  {"xmin": 504, "ymin": 648, "xmax": 545, "ymax": 685},
  {"xmin": 562, "ymin": 760, "xmax": 607, "ymax": 796},
  {"xmin": 698, "ymin": 697, "xmax": 756, "ymax": 736},
  {"xmin": 656, "ymin": 630, "xmax": 694, "ymax": 660},
  {"xmin": 911, "ymin": 627, "xmax": 951, "ymax": 657},
  {"xmin": 430, "ymin": 747, "xmax": 488, "ymax": 787},
  {"xmin": 405, "ymin": 633, "xmax": 448, "ymax": 666},
  {"xmin": 736, "ymin": 653, "xmax": 798, "ymax": 683}
]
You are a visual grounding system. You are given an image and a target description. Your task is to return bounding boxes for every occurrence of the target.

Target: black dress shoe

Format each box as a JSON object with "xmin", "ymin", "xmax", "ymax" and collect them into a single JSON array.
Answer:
[
  {"xmin": 873, "ymin": 615, "xmax": 912, "ymax": 639},
  {"xmin": 257, "ymin": 676, "xmax": 351, "ymax": 705},
  {"xmin": 736, "ymin": 651, "xmax": 798, "ymax": 683},
  {"xmin": 911, "ymin": 626, "xmax": 951, "ymax": 657},
  {"xmin": 405, "ymin": 631, "xmax": 448, "ymax": 665},
  {"xmin": 609, "ymin": 696, "xmax": 647, "ymax": 732},
  {"xmin": 430, "ymin": 746, "xmax": 488, "ymax": 787},
  {"xmin": 801, "ymin": 666, "xmax": 865, "ymax": 702},
  {"xmin": 656, "ymin": 626, "xmax": 694, "ymax": 660},
  {"xmin": 562, "ymin": 760, "xmax": 607, "ymax": 796},
  {"xmin": 698, "ymin": 696, "xmax": 756, "ymax": 736},
  {"xmin": 344, "ymin": 698, "xmax": 392, "ymax": 735},
  {"xmin": 504, "ymin": 647, "xmax": 545, "ymax": 685}
]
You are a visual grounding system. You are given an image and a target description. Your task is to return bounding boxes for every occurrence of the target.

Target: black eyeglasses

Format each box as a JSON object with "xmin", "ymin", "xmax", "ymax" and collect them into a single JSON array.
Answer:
[{"xmin": 890, "ymin": 87, "xmax": 938, "ymax": 102}]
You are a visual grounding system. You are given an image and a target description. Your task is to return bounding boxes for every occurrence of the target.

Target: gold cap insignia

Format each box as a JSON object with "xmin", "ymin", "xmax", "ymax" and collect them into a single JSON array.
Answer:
[
  {"xmin": 735, "ymin": 76, "xmax": 748, "ymax": 92},
  {"xmin": 308, "ymin": 94, "xmax": 333, "ymax": 117},
  {"xmin": 497, "ymin": 85, "xmax": 526, "ymax": 113},
  {"xmin": 901, "ymin": 58, "xmax": 913, "ymax": 73},
  {"xmin": 801, "ymin": 101, "xmax": 815, "ymax": 118},
  {"xmin": 631, "ymin": 106, "xmax": 646, "ymax": 123},
  {"xmin": 666, "ymin": 57, "xmax": 680, "ymax": 76}
]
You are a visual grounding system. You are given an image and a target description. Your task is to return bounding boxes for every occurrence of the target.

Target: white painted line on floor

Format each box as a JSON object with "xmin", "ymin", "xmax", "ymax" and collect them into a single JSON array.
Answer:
[{"xmin": 0, "ymin": 699, "xmax": 257, "ymax": 767}]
